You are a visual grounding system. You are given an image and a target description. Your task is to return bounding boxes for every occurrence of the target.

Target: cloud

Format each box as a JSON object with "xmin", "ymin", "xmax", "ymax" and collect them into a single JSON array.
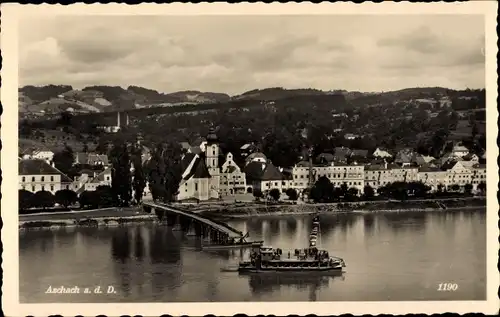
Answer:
[{"xmin": 18, "ymin": 15, "xmax": 485, "ymax": 94}]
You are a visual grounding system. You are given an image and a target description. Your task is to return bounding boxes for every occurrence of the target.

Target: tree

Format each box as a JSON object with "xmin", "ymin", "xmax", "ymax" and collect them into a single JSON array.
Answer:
[
  {"xmin": 131, "ymin": 146, "xmax": 147, "ymax": 204},
  {"xmin": 162, "ymin": 143, "xmax": 183, "ymax": 202},
  {"xmin": 96, "ymin": 185, "xmax": 116, "ymax": 207},
  {"xmin": 54, "ymin": 189, "xmax": 78, "ymax": 208},
  {"xmin": 464, "ymin": 183, "xmax": 473, "ymax": 195},
  {"xmin": 269, "ymin": 188, "xmax": 281, "ymax": 201},
  {"xmin": 79, "ymin": 191, "xmax": 97, "ymax": 209},
  {"xmin": 19, "ymin": 189, "xmax": 34, "ymax": 211},
  {"xmin": 450, "ymin": 184, "xmax": 460, "ymax": 192},
  {"xmin": 253, "ymin": 188, "xmax": 263, "ymax": 201},
  {"xmin": 340, "ymin": 183, "xmax": 348, "ymax": 198},
  {"xmin": 362, "ymin": 185, "xmax": 375, "ymax": 200},
  {"xmin": 110, "ymin": 142, "xmax": 132, "ymax": 206},
  {"xmin": 32, "ymin": 190, "xmax": 55, "ymax": 209},
  {"xmin": 310, "ymin": 176, "xmax": 335, "ymax": 203},
  {"xmin": 477, "ymin": 181, "xmax": 486, "ymax": 194},
  {"xmin": 345, "ymin": 187, "xmax": 359, "ymax": 201},
  {"xmin": 52, "ymin": 145, "xmax": 74, "ymax": 176},
  {"xmin": 407, "ymin": 181, "xmax": 431, "ymax": 198},
  {"xmin": 82, "ymin": 142, "xmax": 89, "ymax": 153},
  {"xmin": 286, "ymin": 188, "xmax": 298, "ymax": 201}
]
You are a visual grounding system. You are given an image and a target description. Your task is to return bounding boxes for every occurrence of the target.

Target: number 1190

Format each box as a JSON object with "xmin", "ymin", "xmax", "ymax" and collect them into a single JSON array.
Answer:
[{"xmin": 438, "ymin": 283, "xmax": 458, "ymax": 291}]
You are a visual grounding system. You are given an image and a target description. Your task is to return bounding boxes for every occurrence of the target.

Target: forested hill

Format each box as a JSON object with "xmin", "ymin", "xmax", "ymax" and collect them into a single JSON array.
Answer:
[{"xmin": 19, "ymin": 84, "xmax": 484, "ymax": 117}]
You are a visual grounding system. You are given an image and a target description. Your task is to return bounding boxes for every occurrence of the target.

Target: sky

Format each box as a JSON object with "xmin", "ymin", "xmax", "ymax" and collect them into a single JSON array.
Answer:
[{"xmin": 19, "ymin": 14, "xmax": 485, "ymax": 95}]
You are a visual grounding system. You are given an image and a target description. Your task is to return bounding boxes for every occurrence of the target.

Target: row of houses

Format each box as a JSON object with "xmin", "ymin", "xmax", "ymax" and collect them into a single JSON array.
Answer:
[{"xmin": 18, "ymin": 130, "xmax": 487, "ymax": 201}]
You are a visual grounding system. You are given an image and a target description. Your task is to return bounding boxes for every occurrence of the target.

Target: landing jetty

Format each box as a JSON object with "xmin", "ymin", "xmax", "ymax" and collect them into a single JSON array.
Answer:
[{"xmin": 19, "ymin": 207, "xmax": 157, "ymax": 230}]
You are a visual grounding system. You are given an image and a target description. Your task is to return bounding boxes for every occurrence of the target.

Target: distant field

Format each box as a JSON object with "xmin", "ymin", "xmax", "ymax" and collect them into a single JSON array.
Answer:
[{"xmin": 19, "ymin": 131, "xmax": 96, "ymax": 153}]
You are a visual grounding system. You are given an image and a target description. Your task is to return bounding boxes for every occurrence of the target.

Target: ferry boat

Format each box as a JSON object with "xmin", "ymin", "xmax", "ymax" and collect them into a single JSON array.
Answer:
[
  {"xmin": 237, "ymin": 244, "xmax": 346, "ymax": 274},
  {"xmin": 202, "ymin": 240, "xmax": 264, "ymax": 250}
]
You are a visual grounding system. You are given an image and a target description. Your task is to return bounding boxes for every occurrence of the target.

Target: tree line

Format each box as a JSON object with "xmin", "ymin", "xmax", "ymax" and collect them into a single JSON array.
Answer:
[{"xmin": 249, "ymin": 176, "xmax": 486, "ymax": 205}]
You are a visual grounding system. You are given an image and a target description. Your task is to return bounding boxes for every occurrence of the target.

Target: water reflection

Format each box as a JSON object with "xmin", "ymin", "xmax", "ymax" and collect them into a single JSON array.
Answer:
[
  {"xmin": 245, "ymin": 272, "xmax": 345, "ymax": 301},
  {"xmin": 19, "ymin": 209, "xmax": 486, "ymax": 302}
]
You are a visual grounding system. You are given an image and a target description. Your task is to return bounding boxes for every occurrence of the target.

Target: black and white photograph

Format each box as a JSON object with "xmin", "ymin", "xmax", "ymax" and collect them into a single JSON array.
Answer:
[{"xmin": 1, "ymin": 2, "xmax": 498, "ymax": 316}]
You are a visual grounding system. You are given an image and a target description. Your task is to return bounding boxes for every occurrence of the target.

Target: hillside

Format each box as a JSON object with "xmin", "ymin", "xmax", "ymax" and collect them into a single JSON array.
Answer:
[
  {"xmin": 19, "ymin": 84, "xmax": 485, "ymax": 120},
  {"xmin": 19, "ymin": 85, "xmax": 232, "ymax": 115}
]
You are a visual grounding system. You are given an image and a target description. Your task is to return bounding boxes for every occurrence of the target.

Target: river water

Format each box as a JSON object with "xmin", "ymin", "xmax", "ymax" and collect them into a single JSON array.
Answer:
[{"xmin": 19, "ymin": 209, "xmax": 486, "ymax": 302}]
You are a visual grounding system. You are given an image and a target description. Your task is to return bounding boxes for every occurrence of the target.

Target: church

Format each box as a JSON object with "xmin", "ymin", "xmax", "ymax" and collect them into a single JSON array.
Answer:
[{"xmin": 176, "ymin": 127, "xmax": 222, "ymax": 202}]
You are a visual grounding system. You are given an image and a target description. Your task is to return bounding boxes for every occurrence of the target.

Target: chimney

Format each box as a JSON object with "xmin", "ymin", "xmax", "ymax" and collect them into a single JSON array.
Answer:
[{"xmin": 384, "ymin": 159, "xmax": 388, "ymax": 169}]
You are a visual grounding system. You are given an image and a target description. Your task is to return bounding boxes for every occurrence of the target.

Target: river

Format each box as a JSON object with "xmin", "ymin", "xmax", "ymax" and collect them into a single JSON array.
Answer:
[{"xmin": 19, "ymin": 209, "xmax": 486, "ymax": 302}]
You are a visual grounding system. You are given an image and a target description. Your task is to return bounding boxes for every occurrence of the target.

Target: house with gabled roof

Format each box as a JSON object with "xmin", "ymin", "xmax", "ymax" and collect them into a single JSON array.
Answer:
[
  {"xmin": 240, "ymin": 143, "xmax": 259, "ymax": 158},
  {"xmin": 176, "ymin": 152, "xmax": 215, "ymax": 202},
  {"xmin": 394, "ymin": 148, "xmax": 414, "ymax": 167},
  {"xmin": 220, "ymin": 152, "xmax": 247, "ymax": 195},
  {"xmin": 175, "ymin": 127, "xmax": 221, "ymax": 202},
  {"xmin": 74, "ymin": 152, "xmax": 109, "ymax": 166},
  {"xmin": 19, "ymin": 159, "xmax": 73, "ymax": 194},
  {"xmin": 251, "ymin": 160, "xmax": 292, "ymax": 194},
  {"xmin": 451, "ymin": 144, "xmax": 469, "ymax": 158},
  {"xmin": 372, "ymin": 147, "xmax": 392, "ymax": 158},
  {"xmin": 244, "ymin": 152, "xmax": 267, "ymax": 166},
  {"xmin": 75, "ymin": 168, "xmax": 113, "ymax": 194},
  {"xmin": 333, "ymin": 147, "xmax": 351, "ymax": 162}
]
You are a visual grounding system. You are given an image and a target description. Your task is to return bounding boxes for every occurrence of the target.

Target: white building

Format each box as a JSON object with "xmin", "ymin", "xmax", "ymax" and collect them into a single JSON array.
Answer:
[
  {"xmin": 176, "ymin": 128, "xmax": 220, "ymax": 202},
  {"xmin": 22, "ymin": 150, "xmax": 54, "ymax": 164},
  {"xmin": 451, "ymin": 145, "xmax": 470, "ymax": 158},
  {"xmin": 372, "ymin": 147, "xmax": 392, "ymax": 158},
  {"xmin": 292, "ymin": 161, "xmax": 365, "ymax": 193},
  {"xmin": 220, "ymin": 153, "xmax": 247, "ymax": 195},
  {"xmin": 19, "ymin": 159, "xmax": 73, "ymax": 194}
]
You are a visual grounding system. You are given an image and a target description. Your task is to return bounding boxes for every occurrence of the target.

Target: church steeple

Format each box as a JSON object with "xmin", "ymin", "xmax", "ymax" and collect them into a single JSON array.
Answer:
[
  {"xmin": 206, "ymin": 126, "xmax": 219, "ymax": 145},
  {"xmin": 205, "ymin": 126, "xmax": 219, "ymax": 172}
]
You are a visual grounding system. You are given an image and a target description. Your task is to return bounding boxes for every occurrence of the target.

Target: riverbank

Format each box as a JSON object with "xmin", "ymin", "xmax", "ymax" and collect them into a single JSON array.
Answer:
[
  {"xmin": 18, "ymin": 207, "xmax": 158, "ymax": 230},
  {"xmin": 197, "ymin": 197, "xmax": 486, "ymax": 219},
  {"xmin": 18, "ymin": 196, "xmax": 486, "ymax": 230}
]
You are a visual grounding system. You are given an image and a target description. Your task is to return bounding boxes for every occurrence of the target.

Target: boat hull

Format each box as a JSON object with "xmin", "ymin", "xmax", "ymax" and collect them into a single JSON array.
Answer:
[
  {"xmin": 202, "ymin": 241, "xmax": 264, "ymax": 250},
  {"xmin": 238, "ymin": 267, "xmax": 344, "ymax": 276}
]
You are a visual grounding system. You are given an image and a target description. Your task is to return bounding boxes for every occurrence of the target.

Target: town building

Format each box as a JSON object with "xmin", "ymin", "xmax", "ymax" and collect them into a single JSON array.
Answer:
[
  {"xmin": 239, "ymin": 143, "xmax": 259, "ymax": 158},
  {"xmin": 344, "ymin": 133, "xmax": 359, "ymax": 140},
  {"xmin": 372, "ymin": 147, "xmax": 392, "ymax": 159},
  {"xmin": 441, "ymin": 160, "xmax": 473, "ymax": 189},
  {"xmin": 175, "ymin": 127, "xmax": 221, "ymax": 202},
  {"xmin": 247, "ymin": 160, "xmax": 292, "ymax": 194},
  {"xmin": 244, "ymin": 152, "xmax": 267, "ymax": 166},
  {"xmin": 292, "ymin": 161, "xmax": 364, "ymax": 193},
  {"xmin": 417, "ymin": 166, "xmax": 448, "ymax": 191},
  {"xmin": 220, "ymin": 152, "xmax": 247, "ymax": 195},
  {"xmin": 75, "ymin": 168, "xmax": 113, "ymax": 193},
  {"xmin": 451, "ymin": 144, "xmax": 470, "ymax": 158},
  {"xmin": 22, "ymin": 150, "xmax": 54, "ymax": 164},
  {"xmin": 176, "ymin": 152, "xmax": 214, "ymax": 201},
  {"xmin": 74, "ymin": 152, "xmax": 109, "ymax": 166},
  {"xmin": 19, "ymin": 159, "xmax": 73, "ymax": 194},
  {"xmin": 470, "ymin": 163, "xmax": 486, "ymax": 191}
]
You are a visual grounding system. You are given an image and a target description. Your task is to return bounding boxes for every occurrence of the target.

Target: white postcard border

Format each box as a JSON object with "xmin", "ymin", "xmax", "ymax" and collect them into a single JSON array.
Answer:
[{"xmin": 1, "ymin": 2, "xmax": 498, "ymax": 316}]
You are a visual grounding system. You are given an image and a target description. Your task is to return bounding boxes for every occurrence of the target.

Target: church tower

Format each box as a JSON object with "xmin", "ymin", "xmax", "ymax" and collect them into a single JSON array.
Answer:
[
  {"xmin": 206, "ymin": 127, "xmax": 220, "ymax": 171},
  {"xmin": 205, "ymin": 126, "xmax": 220, "ymax": 199}
]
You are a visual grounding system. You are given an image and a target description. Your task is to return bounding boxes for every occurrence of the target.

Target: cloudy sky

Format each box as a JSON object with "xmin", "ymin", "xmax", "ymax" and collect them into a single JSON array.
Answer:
[{"xmin": 19, "ymin": 14, "xmax": 485, "ymax": 95}]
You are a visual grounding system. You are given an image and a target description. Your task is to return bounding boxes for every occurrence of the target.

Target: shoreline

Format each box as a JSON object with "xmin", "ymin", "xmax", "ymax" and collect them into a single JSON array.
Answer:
[
  {"xmin": 198, "ymin": 196, "xmax": 487, "ymax": 220},
  {"xmin": 18, "ymin": 196, "xmax": 486, "ymax": 230}
]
